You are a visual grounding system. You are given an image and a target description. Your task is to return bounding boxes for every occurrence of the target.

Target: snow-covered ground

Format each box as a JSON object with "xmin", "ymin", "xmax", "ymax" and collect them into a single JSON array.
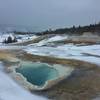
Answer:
[
  {"xmin": 0, "ymin": 33, "xmax": 100, "ymax": 100},
  {"xmin": 16, "ymin": 35, "xmax": 37, "ymax": 43},
  {"xmin": 0, "ymin": 45, "xmax": 25, "ymax": 50},
  {"xmin": 0, "ymin": 33, "xmax": 100, "ymax": 66},
  {"xmin": 47, "ymin": 35, "xmax": 68, "ymax": 42},
  {"xmin": 0, "ymin": 62, "xmax": 47, "ymax": 100},
  {"xmin": 0, "ymin": 33, "xmax": 37, "ymax": 44},
  {"xmin": 25, "ymin": 44, "xmax": 100, "ymax": 65},
  {"xmin": 0, "ymin": 34, "xmax": 14, "ymax": 43},
  {"xmin": 32, "ymin": 35, "xmax": 68, "ymax": 46}
]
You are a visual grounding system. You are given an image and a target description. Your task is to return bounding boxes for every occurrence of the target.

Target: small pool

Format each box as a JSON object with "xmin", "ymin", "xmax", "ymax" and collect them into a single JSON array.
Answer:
[
  {"xmin": 16, "ymin": 63, "xmax": 58, "ymax": 86},
  {"xmin": 15, "ymin": 62, "xmax": 73, "ymax": 90}
]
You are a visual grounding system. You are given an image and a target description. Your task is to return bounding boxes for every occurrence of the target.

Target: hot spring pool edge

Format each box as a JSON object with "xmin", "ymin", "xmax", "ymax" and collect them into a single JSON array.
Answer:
[{"xmin": 11, "ymin": 62, "xmax": 74, "ymax": 90}]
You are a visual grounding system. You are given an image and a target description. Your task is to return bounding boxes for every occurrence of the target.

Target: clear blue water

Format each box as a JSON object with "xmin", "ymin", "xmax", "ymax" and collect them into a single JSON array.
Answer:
[{"xmin": 16, "ymin": 62, "xmax": 58, "ymax": 86}]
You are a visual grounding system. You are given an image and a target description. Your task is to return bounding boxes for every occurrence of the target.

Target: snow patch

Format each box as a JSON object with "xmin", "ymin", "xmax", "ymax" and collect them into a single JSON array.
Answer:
[
  {"xmin": 34, "ymin": 35, "xmax": 68, "ymax": 46},
  {"xmin": 24, "ymin": 44, "xmax": 100, "ymax": 66},
  {"xmin": 0, "ymin": 62, "xmax": 47, "ymax": 100}
]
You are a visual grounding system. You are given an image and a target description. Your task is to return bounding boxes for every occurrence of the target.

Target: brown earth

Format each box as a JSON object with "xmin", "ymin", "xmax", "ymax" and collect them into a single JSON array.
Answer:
[{"xmin": 1, "ymin": 49, "xmax": 100, "ymax": 100}]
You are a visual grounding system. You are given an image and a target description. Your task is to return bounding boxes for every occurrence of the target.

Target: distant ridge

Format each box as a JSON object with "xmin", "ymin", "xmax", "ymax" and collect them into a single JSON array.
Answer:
[{"xmin": 37, "ymin": 22, "xmax": 100, "ymax": 35}]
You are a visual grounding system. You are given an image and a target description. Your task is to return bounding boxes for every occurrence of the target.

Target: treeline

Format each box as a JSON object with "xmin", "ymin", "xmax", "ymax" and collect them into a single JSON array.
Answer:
[
  {"xmin": 37, "ymin": 23, "xmax": 100, "ymax": 35},
  {"xmin": 13, "ymin": 31, "xmax": 35, "ymax": 35}
]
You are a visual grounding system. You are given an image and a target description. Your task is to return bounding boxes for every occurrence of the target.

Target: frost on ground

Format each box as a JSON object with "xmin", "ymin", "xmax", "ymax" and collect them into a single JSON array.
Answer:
[{"xmin": 0, "ymin": 62, "xmax": 47, "ymax": 100}]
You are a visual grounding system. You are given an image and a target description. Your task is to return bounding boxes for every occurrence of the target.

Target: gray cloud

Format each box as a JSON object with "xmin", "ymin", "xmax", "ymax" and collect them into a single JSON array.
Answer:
[{"xmin": 0, "ymin": 0, "xmax": 100, "ymax": 31}]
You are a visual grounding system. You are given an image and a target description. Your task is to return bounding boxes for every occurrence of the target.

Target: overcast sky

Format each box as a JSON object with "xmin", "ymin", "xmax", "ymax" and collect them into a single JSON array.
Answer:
[{"xmin": 0, "ymin": 0, "xmax": 100, "ymax": 31}]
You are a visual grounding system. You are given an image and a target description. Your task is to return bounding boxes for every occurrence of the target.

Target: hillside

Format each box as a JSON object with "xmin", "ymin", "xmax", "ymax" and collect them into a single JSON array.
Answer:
[{"xmin": 37, "ymin": 23, "xmax": 100, "ymax": 36}]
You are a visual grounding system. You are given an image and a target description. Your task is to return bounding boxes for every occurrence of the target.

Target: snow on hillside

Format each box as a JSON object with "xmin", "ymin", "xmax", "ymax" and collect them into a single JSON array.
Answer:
[
  {"xmin": 0, "ymin": 33, "xmax": 37, "ymax": 44},
  {"xmin": 0, "ymin": 34, "xmax": 14, "ymax": 43},
  {"xmin": 47, "ymin": 35, "xmax": 68, "ymax": 42},
  {"xmin": 34, "ymin": 35, "xmax": 68, "ymax": 46},
  {"xmin": 16, "ymin": 35, "xmax": 37, "ymax": 43}
]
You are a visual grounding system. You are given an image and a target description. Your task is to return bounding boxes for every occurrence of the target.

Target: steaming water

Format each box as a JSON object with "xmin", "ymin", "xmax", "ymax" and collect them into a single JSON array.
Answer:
[
  {"xmin": 0, "ymin": 62, "xmax": 47, "ymax": 100},
  {"xmin": 15, "ymin": 62, "xmax": 74, "ymax": 90},
  {"xmin": 16, "ymin": 63, "xmax": 59, "ymax": 86}
]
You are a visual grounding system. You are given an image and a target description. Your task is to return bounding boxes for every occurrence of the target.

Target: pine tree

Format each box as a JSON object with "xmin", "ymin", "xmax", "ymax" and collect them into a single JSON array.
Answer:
[
  {"xmin": 7, "ymin": 36, "xmax": 13, "ymax": 43},
  {"xmin": 13, "ymin": 37, "xmax": 17, "ymax": 42}
]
